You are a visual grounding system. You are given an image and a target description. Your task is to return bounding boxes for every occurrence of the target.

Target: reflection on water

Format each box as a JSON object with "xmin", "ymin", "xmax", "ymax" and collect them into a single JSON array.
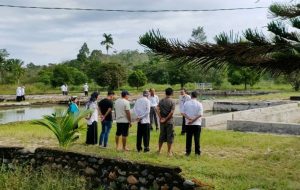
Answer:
[
  {"xmin": 0, "ymin": 106, "xmax": 67, "ymax": 124},
  {"xmin": 0, "ymin": 104, "xmax": 228, "ymax": 125}
]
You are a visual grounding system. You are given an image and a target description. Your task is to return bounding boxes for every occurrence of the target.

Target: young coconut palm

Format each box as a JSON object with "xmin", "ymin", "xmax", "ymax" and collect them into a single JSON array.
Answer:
[{"xmin": 33, "ymin": 109, "xmax": 91, "ymax": 149}]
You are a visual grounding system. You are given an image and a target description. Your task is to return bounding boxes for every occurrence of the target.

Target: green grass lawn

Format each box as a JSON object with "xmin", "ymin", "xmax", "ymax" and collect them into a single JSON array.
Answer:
[
  {"xmin": 0, "ymin": 121, "xmax": 299, "ymax": 190},
  {"xmin": 0, "ymin": 166, "xmax": 90, "ymax": 190}
]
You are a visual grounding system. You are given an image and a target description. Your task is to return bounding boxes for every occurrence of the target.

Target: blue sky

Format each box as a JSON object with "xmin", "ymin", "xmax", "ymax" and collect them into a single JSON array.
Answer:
[{"xmin": 0, "ymin": 0, "xmax": 288, "ymax": 65}]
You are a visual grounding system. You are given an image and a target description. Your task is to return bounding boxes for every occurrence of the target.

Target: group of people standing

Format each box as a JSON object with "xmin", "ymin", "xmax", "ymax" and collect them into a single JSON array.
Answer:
[
  {"xmin": 16, "ymin": 86, "xmax": 25, "ymax": 102},
  {"xmin": 61, "ymin": 83, "xmax": 89, "ymax": 96},
  {"xmin": 76, "ymin": 87, "xmax": 203, "ymax": 156}
]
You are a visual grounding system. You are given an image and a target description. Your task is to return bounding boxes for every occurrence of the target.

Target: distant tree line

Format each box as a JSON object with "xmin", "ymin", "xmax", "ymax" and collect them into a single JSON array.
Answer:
[{"xmin": 1, "ymin": 30, "xmax": 298, "ymax": 91}]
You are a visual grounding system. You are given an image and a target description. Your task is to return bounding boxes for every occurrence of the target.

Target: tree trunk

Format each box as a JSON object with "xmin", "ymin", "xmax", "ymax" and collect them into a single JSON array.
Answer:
[{"xmin": 181, "ymin": 83, "xmax": 184, "ymax": 89}]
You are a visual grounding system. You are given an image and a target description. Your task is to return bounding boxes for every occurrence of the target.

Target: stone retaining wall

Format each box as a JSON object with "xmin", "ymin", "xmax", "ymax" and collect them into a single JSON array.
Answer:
[
  {"xmin": 0, "ymin": 147, "xmax": 200, "ymax": 190},
  {"xmin": 227, "ymin": 120, "xmax": 300, "ymax": 135},
  {"xmin": 290, "ymin": 96, "xmax": 300, "ymax": 101}
]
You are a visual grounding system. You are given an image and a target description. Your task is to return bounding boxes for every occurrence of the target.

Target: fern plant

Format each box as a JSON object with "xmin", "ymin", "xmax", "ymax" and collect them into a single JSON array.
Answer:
[{"xmin": 32, "ymin": 109, "xmax": 91, "ymax": 149}]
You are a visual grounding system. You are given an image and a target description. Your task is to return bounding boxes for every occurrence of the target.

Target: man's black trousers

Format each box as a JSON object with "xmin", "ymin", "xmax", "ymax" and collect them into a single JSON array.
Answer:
[
  {"xmin": 186, "ymin": 125, "xmax": 201, "ymax": 155},
  {"xmin": 137, "ymin": 122, "xmax": 150, "ymax": 152}
]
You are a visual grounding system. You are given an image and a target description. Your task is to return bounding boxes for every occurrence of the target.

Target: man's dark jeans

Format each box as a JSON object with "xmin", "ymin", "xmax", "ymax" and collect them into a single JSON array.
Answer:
[{"xmin": 99, "ymin": 120, "xmax": 112, "ymax": 147}]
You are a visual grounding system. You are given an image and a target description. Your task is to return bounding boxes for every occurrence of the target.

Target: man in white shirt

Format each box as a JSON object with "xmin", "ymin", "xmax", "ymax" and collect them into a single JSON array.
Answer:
[
  {"xmin": 61, "ymin": 84, "xmax": 66, "ymax": 95},
  {"xmin": 133, "ymin": 90, "xmax": 151, "ymax": 152},
  {"xmin": 182, "ymin": 91, "xmax": 203, "ymax": 156},
  {"xmin": 179, "ymin": 89, "xmax": 191, "ymax": 135},
  {"xmin": 148, "ymin": 88, "xmax": 159, "ymax": 131},
  {"xmin": 114, "ymin": 90, "xmax": 131, "ymax": 151},
  {"xmin": 83, "ymin": 83, "xmax": 89, "ymax": 96},
  {"xmin": 16, "ymin": 86, "xmax": 22, "ymax": 102}
]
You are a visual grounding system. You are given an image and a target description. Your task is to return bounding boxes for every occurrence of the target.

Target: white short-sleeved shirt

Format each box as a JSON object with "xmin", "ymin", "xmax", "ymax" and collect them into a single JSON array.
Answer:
[
  {"xmin": 21, "ymin": 88, "xmax": 25, "ymax": 96},
  {"xmin": 183, "ymin": 99, "xmax": 203, "ymax": 126},
  {"xmin": 61, "ymin": 85, "xmax": 66, "ymax": 92},
  {"xmin": 86, "ymin": 101, "xmax": 98, "ymax": 125},
  {"xmin": 16, "ymin": 87, "xmax": 22, "ymax": 96},
  {"xmin": 179, "ymin": 94, "xmax": 191, "ymax": 113},
  {"xmin": 148, "ymin": 95, "xmax": 159, "ymax": 107},
  {"xmin": 83, "ymin": 84, "xmax": 88, "ymax": 91},
  {"xmin": 133, "ymin": 97, "xmax": 150, "ymax": 124},
  {"xmin": 115, "ymin": 98, "xmax": 131, "ymax": 123}
]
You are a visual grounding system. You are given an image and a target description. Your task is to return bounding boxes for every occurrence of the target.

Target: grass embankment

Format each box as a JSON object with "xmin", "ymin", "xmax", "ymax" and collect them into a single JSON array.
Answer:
[
  {"xmin": 0, "ymin": 83, "xmax": 196, "ymax": 95},
  {"xmin": 0, "ymin": 166, "xmax": 91, "ymax": 190},
  {"xmin": 0, "ymin": 80, "xmax": 297, "ymax": 96},
  {"xmin": 0, "ymin": 121, "xmax": 299, "ymax": 190}
]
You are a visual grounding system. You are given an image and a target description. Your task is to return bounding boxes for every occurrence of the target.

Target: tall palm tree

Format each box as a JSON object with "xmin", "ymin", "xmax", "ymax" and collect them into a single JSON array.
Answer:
[
  {"xmin": 0, "ymin": 49, "xmax": 9, "ymax": 84},
  {"xmin": 101, "ymin": 33, "xmax": 114, "ymax": 55},
  {"xmin": 6, "ymin": 59, "xmax": 25, "ymax": 84}
]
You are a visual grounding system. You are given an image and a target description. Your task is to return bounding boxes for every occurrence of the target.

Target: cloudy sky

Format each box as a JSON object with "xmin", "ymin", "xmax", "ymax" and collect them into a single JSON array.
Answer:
[{"xmin": 0, "ymin": 0, "xmax": 289, "ymax": 65}]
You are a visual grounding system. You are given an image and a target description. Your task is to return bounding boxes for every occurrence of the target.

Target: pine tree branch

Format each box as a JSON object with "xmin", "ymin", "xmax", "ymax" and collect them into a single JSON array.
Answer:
[{"xmin": 270, "ymin": 3, "xmax": 300, "ymax": 19}]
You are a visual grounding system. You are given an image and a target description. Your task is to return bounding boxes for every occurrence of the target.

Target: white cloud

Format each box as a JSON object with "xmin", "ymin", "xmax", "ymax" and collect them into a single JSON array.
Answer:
[{"xmin": 0, "ymin": 0, "xmax": 291, "ymax": 65}]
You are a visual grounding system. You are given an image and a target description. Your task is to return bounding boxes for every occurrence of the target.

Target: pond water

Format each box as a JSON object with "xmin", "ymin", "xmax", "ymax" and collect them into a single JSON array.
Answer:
[
  {"xmin": 0, "ymin": 105, "xmax": 67, "ymax": 124},
  {"xmin": 0, "ymin": 105, "xmax": 228, "ymax": 124}
]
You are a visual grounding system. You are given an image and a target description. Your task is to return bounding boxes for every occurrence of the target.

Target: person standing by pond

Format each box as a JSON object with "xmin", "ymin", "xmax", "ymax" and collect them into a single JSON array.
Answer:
[
  {"xmin": 21, "ymin": 86, "xmax": 25, "ymax": 101},
  {"xmin": 182, "ymin": 91, "xmax": 203, "ymax": 156},
  {"xmin": 98, "ymin": 91, "xmax": 115, "ymax": 148},
  {"xmin": 149, "ymin": 88, "xmax": 159, "ymax": 131},
  {"xmin": 85, "ymin": 92, "xmax": 100, "ymax": 145},
  {"xmin": 179, "ymin": 89, "xmax": 191, "ymax": 135},
  {"xmin": 133, "ymin": 90, "xmax": 151, "ymax": 152},
  {"xmin": 83, "ymin": 83, "xmax": 89, "ymax": 97},
  {"xmin": 68, "ymin": 96, "xmax": 79, "ymax": 129},
  {"xmin": 61, "ymin": 84, "xmax": 66, "ymax": 95},
  {"xmin": 115, "ymin": 90, "xmax": 131, "ymax": 151},
  {"xmin": 157, "ymin": 88, "xmax": 176, "ymax": 156},
  {"xmin": 16, "ymin": 86, "xmax": 22, "ymax": 102}
]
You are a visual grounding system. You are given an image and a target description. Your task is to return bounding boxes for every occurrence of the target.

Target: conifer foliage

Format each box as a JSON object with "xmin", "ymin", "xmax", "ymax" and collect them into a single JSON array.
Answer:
[{"xmin": 139, "ymin": 3, "xmax": 300, "ymax": 76}]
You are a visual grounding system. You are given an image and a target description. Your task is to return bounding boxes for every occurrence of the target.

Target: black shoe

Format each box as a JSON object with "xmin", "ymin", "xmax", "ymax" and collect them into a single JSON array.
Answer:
[
  {"xmin": 144, "ymin": 149, "xmax": 150, "ymax": 153},
  {"xmin": 185, "ymin": 153, "xmax": 191, "ymax": 156}
]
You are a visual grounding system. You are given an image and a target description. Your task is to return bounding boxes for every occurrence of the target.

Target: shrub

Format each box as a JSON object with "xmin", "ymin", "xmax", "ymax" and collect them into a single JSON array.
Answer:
[{"xmin": 33, "ymin": 109, "xmax": 91, "ymax": 149}]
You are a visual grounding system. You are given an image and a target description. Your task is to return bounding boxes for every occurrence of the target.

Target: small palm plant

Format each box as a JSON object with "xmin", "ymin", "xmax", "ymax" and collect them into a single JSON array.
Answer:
[{"xmin": 33, "ymin": 109, "xmax": 91, "ymax": 149}]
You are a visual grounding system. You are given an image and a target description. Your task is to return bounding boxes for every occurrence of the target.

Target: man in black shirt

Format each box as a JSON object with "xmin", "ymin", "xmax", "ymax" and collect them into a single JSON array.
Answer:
[{"xmin": 98, "ymin": 91, "xmax": 115, "ymax": 148}]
